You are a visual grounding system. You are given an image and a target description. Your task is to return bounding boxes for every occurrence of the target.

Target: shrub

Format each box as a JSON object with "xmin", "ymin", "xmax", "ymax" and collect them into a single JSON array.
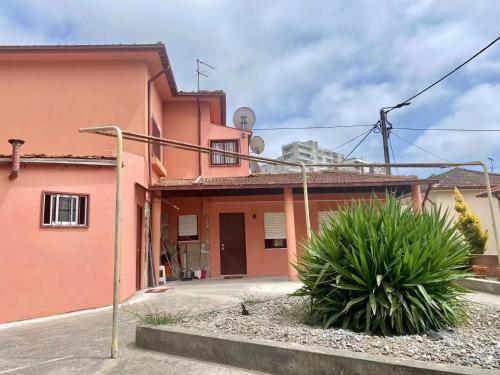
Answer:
[
  {"xmin": 293, "ymin": 195, "xmax": 469, "ymax": 336},
  {"xmin": 454, "ymin": 188, "xmax": 488, "ymax": 255}
]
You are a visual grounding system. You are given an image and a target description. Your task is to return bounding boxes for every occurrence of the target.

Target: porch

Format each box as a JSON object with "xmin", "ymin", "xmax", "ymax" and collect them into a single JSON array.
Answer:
[{"xmin": 150, "ymin": 173, "xmax": 424, "ymax": 282}]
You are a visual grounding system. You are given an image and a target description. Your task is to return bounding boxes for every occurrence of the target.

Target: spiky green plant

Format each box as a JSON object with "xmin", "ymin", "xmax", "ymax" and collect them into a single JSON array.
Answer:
[{"xmin": 293, "ymin": 195, "xmax": 470, "ymax": 336}]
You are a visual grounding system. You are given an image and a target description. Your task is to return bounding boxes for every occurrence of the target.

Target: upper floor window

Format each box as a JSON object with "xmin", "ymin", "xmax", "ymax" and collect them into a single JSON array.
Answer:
[
  {"xmin": 42, "ymin": 192, "xmax": 88, "ymax": 227},
  {"xmin": 210, "ymin": 139, "xmax": 240, "ymax": 166},
  {"xmin": 152, "ymin": 120, "xmax": 161, "ymax": 160}
]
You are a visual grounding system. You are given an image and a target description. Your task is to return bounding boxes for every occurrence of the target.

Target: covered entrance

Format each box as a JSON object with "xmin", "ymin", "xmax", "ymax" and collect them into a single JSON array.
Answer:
[{"xmin": 219, "ymin": 213, "xmax": 247, "ymax": 275}]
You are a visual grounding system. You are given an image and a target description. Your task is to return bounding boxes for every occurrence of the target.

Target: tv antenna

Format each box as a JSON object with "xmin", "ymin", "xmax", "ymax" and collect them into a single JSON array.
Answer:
[
  {"xmin": 488, "ymin": 157, "xmax": 495, "ymax": 173},
  {"xmin": 196, "ymin": 59, "xmax": 215, "ymax": 92}
]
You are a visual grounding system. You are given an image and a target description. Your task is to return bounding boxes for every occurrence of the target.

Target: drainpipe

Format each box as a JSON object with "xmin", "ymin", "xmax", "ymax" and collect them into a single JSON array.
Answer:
[
  {"xmin": 8, "ymin": 139, "xmax": 24, "ymax": 180},
  {"xmin": 147, "ymin": 70, "xmax": 165, "ymax": 187}
]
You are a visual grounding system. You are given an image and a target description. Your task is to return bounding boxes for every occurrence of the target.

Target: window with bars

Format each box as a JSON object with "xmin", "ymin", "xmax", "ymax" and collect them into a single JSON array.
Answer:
[
  {"xmin": 42, "ymin": 193, "xmax": 88, "ymax": 227},
  {"xmin": 151, "ymin": 120, "xmax": 161, "ymax": 160},
  {"xmin": 210, "ymin": 139, "xmax": 240, "ymax": 165}
]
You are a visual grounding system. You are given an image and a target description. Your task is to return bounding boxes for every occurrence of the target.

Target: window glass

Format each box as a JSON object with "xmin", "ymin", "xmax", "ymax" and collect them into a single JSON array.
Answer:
[
  {"xmin": 42, "ymin": 193, "xmax": 88, "ymax": 227},
  {"xmin": 210, "ymin": 140, "xmax": 239, "ymax": 165}
]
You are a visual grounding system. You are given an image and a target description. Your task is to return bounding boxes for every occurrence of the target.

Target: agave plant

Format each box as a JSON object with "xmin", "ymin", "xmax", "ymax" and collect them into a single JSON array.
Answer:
[{"xmin": 293, "ymin": 195, "xmax": 470, "ymax": 336}]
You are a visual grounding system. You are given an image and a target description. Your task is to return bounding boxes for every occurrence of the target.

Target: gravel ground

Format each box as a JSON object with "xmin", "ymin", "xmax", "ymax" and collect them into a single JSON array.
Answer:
[{"xmin": 179, "ymin": 296, "xmax": 500, "ymax": 370}]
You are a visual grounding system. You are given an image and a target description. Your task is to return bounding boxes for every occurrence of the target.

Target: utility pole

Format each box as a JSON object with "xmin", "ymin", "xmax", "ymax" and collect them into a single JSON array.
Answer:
[{"xmin": 379, "ymin": 109, "xmax": 391, "ymax": 175}]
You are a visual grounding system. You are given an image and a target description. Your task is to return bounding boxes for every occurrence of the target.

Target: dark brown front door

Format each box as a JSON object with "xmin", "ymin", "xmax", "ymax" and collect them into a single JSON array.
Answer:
[
  {"xmin": 220, "ymin": 213, "xmax": 247, "ymax": 275},
  {"xmin": 136, "ymin": 205, "xmax": 143, "ymax": 291}
]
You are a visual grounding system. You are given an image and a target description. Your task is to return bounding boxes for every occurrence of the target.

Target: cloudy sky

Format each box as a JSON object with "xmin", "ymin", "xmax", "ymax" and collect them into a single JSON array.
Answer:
[{"xmin": 1, "ymin": 0, "xmax": 499, "ymax": 176}]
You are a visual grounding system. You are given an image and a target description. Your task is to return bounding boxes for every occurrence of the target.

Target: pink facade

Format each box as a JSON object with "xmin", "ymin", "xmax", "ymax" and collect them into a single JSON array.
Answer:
[{"xmin": 0, "ymin": 43, "xmax": 424, "ymax": 324}]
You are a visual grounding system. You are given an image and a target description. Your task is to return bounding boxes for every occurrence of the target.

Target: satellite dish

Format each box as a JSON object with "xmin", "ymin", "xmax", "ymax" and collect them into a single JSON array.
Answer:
[
  {"xmin": 249, "ymin": 135, "xmax": 265, "ymax": 154},
  {"xmin": 233, "ymin": 107, "xmax": 256, "ymax": 131}
]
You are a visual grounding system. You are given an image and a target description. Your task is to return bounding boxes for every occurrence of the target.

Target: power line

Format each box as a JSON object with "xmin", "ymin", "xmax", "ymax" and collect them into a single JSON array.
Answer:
[
  {"xmin": 394, "ymin": 127, "xmax": 500, "ymax": 132},
  {"xmin": 387, "ymin": 35, "xmax": 500, "ymax": 111},
  {"xmin": 340, "ymin": 126, "xmax": 377, "ymax": 163},
  {"xmin": 253, "ymin": 125, "xmax": 500, "ymax": 132},
  {"xmin": 253, "ymin": 124, "xmax": 375, "ymax": 131},
  {"xmin": 391, "ymin": 131, "xmax": 451, "ymax": 163},
  {"xmin": 388, "ymin": 137, "xmax": 399, "ymax": 175},
  {"xmin": 326, "ymin": 128, "xmax": 375, "ymax": 153}
]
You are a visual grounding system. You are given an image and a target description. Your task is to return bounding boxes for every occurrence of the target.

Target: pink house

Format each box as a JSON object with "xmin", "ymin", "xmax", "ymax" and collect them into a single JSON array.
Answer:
[{"xmin": 0, "ymin": 43, "xmax": 424, "ymax": 324}]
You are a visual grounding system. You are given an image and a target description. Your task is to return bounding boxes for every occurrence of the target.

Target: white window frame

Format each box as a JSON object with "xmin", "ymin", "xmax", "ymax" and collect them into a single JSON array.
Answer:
[{"xmin": 42, "ymin": 193, "xmax": 88, "ymax": 227}]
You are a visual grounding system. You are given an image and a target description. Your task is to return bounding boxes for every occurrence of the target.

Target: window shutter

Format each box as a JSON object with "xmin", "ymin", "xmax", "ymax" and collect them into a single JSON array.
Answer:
[
  {"xmin": 179, "ymin": 214, "xmax": 198, "ymax": 237},
  {"xmin": 264, "ymin": 212, "xmax": 286, "ymax": 239}
]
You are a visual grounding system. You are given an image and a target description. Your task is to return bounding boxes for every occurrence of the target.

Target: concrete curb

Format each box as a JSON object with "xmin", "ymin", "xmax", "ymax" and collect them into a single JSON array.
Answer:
[
  {"xmin": 459, "ymin": 278, "xmax": 500, "ymax": 295},
  {"xmin": 135, "ymin": 325, "xmax": 496, "ymax": 375}
]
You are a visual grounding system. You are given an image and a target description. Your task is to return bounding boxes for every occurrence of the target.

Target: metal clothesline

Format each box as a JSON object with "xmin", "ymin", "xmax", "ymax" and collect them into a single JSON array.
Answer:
[{"xmin": 79, "ymin": 125, "xmax": 499, "ymax": 359}]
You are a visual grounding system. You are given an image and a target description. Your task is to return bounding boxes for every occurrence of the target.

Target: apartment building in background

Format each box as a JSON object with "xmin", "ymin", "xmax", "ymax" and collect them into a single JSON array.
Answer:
[{"xmin": 260, "ymin": 140, "xmax": 384, "ymax": 174}]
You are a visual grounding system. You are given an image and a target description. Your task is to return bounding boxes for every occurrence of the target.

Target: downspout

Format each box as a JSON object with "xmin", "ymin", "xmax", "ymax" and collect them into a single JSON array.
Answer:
[
  {"xmin": 147, "ymin": 70, "xmax": 165, "ymax": 187},
  {"xmin": 8, "ymin": 139, "xmax": 24, "ymax": 180},
  {"xmin": 196, "ymin": 94, "xmax": 202, "ymax": 176}
]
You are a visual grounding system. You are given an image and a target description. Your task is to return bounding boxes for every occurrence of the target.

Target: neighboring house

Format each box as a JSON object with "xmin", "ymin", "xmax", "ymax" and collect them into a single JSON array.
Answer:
[
  {"xmin": 260, "ymin": 140, "xmax": 343, "ymax": 173},
  {"xmin": 425, "ymin": 167, "xmax": 500, "ymax": 255},
  {"xmin": 342, "ymin": 158, "xmax": 385, "ymax": 174},
  {"xmin": 0, "ymin": 43, "xmax": 425, "ymax": 324}
]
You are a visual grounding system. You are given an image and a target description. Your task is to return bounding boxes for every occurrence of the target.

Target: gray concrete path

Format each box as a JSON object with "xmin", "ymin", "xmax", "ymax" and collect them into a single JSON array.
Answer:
[{"xmin": 0, "ymin": 277, "xmax": 299, "ymax": 374}]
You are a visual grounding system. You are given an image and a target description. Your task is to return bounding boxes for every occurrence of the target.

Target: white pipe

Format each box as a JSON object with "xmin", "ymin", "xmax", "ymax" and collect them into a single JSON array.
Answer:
[
  {"xmin": 80, "ymin": 126, "xmax": 123, "ymax": 359},
  {"xmin": 301, "ymin": 162, "xmax": 311, "ymax": 240}
]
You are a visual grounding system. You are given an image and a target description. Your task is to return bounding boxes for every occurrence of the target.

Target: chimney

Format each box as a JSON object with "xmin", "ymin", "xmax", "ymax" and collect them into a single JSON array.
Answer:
[{"xmin": 8, "ymin": 139, "xmax": 25, "ymax": 180}]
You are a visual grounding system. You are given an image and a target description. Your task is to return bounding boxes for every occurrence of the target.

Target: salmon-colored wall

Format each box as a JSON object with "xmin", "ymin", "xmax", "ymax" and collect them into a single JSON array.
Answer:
[
  {"xmin": 0, "ymin": 164, "xmax": 115, "ymax": 323},
  {"xmin": 0, "ymin": 152, "xmax": 145, "ymax": 324},
  {"xmin": 0, "ymin": 60, "xmax": 147, "ymax": 157},
  {"xmin": 165, "ymin": 192, "xmax": 379, "ymax": 278},
  {"xmin": 163, "ymin": 101, "xmax": 249, "ymax": 179},
  {"xmin": 163, "ymin": 102, "xmax": 199, "ymax": 178}
]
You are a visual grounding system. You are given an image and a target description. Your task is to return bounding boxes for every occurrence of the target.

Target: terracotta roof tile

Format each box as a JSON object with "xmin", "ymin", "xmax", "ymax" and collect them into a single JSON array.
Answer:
[
  {"xmin": 476, "ymin": 185, "xmax": 500, "ymax": 197},
  {"xmin": 155, "ymin": 171, "xmax": 420, "ymax": 190},
  {"xmin": 427, "ymin": 168, "xmax": 500, "ymax": 189}
]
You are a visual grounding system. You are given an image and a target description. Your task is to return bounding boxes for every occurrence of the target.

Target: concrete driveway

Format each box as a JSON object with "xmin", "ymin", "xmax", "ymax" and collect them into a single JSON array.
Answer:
[{"xmin": 0, "ymin": 277, "xmax": 300, "ymax": 374}]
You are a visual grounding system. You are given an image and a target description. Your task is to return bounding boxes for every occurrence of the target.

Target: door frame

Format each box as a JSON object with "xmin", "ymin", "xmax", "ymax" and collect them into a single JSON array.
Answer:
[{"xmin": 219, "ymin": 212, "xmax": 247, "ymax": 275}]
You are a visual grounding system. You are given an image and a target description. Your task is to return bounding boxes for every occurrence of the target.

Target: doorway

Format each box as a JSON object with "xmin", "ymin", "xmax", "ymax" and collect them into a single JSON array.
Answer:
[
  {"xmin": 136, "ymin": 205, "xmax": 143, "ymax": 290},
  {"xmin": 219, "ymin": 213, "xmax": 247, "ymax": 275}
]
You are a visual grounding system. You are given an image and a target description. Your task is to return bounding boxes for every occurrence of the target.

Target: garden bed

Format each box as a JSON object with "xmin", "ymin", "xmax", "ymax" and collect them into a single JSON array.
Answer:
[{"xmin": 178, "ymin": 296, "xmax": 499, "ymax": 370}]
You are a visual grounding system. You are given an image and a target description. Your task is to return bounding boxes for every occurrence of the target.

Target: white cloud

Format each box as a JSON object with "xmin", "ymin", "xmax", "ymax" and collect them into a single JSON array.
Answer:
[{"xmin": 1, "ymin": 0, "xmax": 500, "ymax": 175}]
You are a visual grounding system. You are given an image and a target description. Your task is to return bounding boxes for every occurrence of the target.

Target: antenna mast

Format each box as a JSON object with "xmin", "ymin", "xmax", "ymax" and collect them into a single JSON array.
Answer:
[{"xmin": 196, "ymin": 58, "xmax": 215, "ymax": 92}]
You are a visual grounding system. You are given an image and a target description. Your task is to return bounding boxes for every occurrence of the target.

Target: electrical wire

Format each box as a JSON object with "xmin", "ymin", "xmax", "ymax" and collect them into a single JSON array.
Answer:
[
  {"xmin": 394, "ymin": 127, "xmax": 500, "ymax": 132},
  {"xmin": 339, "ymin": 126, "xmax": 377, "ymax": 163},
  {"xmin": 391, "ymin": 131, "xmax": 451, "ymax": 163},
  {"xmin": 325, "ymin": 127, "xmax": 376, "ymax": 153},
  {"xmin": 387, "ymin": 35, "xmax": 500, "ymax": 111},
  {"xmin": 388, "ymin": 136, "xmax": 399, "ymax": 175},
  {"xmin": 252, "ymin": 124, "xmax": 375, "ymax": 131},
  {"xmin": 252, "ymin": 125, "xmax": 500, "ymax": 132}
]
